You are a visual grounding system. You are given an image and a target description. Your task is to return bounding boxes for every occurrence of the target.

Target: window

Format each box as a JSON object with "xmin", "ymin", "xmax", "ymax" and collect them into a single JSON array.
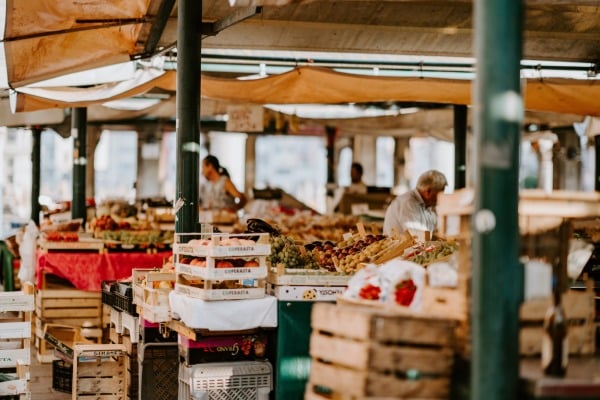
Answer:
[{"xmin": 255, "ymin": 135, "xmax": 327, "ymax": 213}]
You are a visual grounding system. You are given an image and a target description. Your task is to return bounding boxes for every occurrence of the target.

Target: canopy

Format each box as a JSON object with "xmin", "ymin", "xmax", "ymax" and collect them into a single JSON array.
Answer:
[{"xmin": 9, "ymin": 66, "xmax": 600, "ymax": 118}]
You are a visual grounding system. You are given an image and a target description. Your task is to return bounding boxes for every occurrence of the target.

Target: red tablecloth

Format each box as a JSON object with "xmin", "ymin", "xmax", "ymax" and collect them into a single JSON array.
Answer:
[{"xmin": 36, "ymin": 250, "xmax": 172, "ymax": 291}]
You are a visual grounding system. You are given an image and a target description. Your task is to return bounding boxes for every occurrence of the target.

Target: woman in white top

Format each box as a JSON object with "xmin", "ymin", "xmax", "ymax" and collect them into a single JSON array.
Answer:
[{"xmin": 200, "ymin": 155, "xmax": 247, "ymax": 212}]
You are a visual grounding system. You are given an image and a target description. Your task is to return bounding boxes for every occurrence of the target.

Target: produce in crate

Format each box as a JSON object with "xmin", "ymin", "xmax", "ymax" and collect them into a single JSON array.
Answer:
[
  {"xmin": 267, "ymin": 235, "xmax": 319, "ymax": 270},
  {"xmin": 402, "ymin": 240, "xmax": 459, "ymax": 265}
]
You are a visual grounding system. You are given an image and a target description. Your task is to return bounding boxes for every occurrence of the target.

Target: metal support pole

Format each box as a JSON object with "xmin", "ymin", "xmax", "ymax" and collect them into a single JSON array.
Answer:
[
  {"xmin": 454, "ymin": 105, "xmax": 467, "ymax": 189},
  {"xmin": 175, "ymin": 0, "xmax": 201, "ymax": 233},
  {"xmin": 595, "ymin": 135, "xmax": 600, "ymax": 191},
  {"xmin": 30, "ymin": 127, "xmax": 42, "ymax": 225},
  {"xmin": 472, "ymin": 0, "xmax": 524, "ymax": 399},
  {"xmin": 72, "ymin": 108, "xmax": 87, "ymax": 224}
]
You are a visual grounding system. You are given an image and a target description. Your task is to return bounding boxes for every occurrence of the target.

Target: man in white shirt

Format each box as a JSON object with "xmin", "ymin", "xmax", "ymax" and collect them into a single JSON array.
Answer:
[{"xmin": 383, "ymin": 170, "xmax": 448, "ymax": 236}]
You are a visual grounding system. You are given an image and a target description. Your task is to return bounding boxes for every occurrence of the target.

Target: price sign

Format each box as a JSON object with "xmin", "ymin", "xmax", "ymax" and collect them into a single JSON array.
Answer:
[{"xmin": 226, "ymin": 105, "xmax": 264, "ymax": 132}]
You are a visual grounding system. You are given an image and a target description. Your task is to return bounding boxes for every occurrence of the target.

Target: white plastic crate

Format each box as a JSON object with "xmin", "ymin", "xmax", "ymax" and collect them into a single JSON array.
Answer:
[
  {"xmin": 178, "ymin": 361, "xmax": 272, "ymax": 400},
  {"xmin": 174, "ymin": 233, "xmax": 271, "ymax": 258}
]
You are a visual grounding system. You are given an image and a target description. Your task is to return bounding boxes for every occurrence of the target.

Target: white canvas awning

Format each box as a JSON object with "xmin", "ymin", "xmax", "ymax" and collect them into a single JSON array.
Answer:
[{"xmin": 9, "ymin": 66, "xmax": 600, "ymax": 118}]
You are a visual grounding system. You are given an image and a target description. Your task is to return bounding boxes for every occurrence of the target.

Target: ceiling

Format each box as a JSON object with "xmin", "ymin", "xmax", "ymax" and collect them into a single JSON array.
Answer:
[
  {"xmin": 3, "ymin": 0, "xmax": 600, "ymax": 131},
  {"xmin": 196, "ymin": 1, "xmax": 600, "ymax": 64}
]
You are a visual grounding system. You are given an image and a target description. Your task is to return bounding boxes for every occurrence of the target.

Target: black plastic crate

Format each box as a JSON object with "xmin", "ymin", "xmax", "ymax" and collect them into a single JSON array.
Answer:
[
  {"xmin": 140, "ymin": 318, "xmax": 177, "ymax": 343},
  {"xmin": 52, "ymin": 359, "xmax": 72, "ymax": 394},
  {"xmin": 112, "ymin": 282, "xmax": 137, "ymax": 316},
  {"xmin": 139, "ymin": 342, "xmax": 178, "ymax": 400},
  {"xmin": 101, "ymin": 280, "xmax": 116, "ymax": 307}
]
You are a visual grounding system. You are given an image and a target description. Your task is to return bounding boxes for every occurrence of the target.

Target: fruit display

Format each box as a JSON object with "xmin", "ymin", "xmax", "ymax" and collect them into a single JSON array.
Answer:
[
  {"xmin": 267, "ymin": 235, "xmax": 319, "ymax": 270},
  {"xmin": 43, "ymin": 231, "xmax": 79, "ymax": 242},
  {"xmin": 91, "ymin": 214, "xmax": 174, "ymax": 248},
  {"xmin": 234, "ymin": 212, "xmax": 360, "ymax": 242},
  {"xmin": 403, "ymin": 241, "xmax": 459, "ymax": 265},
  {"xmin": 308, "ymin": 234, "xmax": 391, "ymax": 273}
]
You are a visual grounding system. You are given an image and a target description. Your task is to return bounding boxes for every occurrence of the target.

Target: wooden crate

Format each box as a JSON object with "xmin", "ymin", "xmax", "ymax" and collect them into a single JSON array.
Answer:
[
  {"xmin": 73, "ymin": 343, "xmax": 127, "ymax": 399},
  {"xmin": 0, "ymin": 362, "xmax": 30, "ymax": 398},
  {"xmin": 35, "ymin": 288, "xmax": 102, "ymax": 327},
  {"xmin": 132, "ymin": 270, "xmax": 175, "ymax": 323},
  {"xmin": 306, "ymin": 303, "xmax": 456, "ymax": 400},
  {"xmin": 519, "ymin": 281, "xmax": 596, "ymax": 356},
  {"xmin": 0, "ymin": 286, "xmax": 34, "ymax": 368}
]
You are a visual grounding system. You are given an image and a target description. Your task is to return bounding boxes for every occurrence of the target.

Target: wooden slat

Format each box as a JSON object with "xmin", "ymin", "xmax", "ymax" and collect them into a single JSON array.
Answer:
[
  {"xmin": 520, "ymin": 289, "xmax": 595, "ymax": 322},
  {"xmin": 39, "ymin": 298, "xmax": 101, "ymax": 309},
  {"xmin": 520, "ymin": 324, "xmax": 595, "ymax": 356},
  {"xmin": 309, "ymin": 331, "xmax": 453, "ymax": 375},
  {"xmin": 77, "ymin": 360, "xmax": 125, "ymax": 377},
  {"xmin": 36, "ymin": 290, "xmax": 101, "ymax": 300},
  {"xmin": 39, "ymin": 308, "xmax": 101, "ymax": 319},
  {"xmin": 309, "ymin": 359, "xmax": 450, "ymax": 398},
  {"xmin": 311, "ymin": 303, "xmax": 455, "ymax": 347}
]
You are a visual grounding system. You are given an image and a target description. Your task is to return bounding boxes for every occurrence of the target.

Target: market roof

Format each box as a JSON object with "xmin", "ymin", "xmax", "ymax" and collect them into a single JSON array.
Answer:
[{"xmin": 2, "ymin": 0, "xmax": 600, "ymax": 128}]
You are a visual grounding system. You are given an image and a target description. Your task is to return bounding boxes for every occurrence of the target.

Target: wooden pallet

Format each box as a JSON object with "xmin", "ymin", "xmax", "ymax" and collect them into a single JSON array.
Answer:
[
  {"xmin": 307, "ymin": 303, "xmax": 456, "ymax": 399},
  {"xmin": 73, "ymin": 343, "xmax": 127, "ymax": 399}
]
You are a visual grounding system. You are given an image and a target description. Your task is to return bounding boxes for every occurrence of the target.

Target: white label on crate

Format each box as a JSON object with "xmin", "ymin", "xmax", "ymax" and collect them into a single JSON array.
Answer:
[
  {"xmin": 0, "ymin": 294, "xmax": 34, "ymax": 312},
  {"xmin": 224, "ymin": 268, "xmax": 252, "ymax": 274},
  {"xmin": 177, "ymin": 264, "xmax": 198, "ymax": 276},
  {"xmin": 80, "ymin": 350, "xmax": 123, "ymax": 358},
  {"xmin": 177, "ymin": 245, "xmax": 196, "ymax": 254},
  {"xmin": 268, "ymin": 285, "xmax": 345, "ymax": 301}
]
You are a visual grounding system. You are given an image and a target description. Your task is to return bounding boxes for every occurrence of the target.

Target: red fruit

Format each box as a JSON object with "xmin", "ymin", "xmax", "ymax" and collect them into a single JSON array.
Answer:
[
  {"xmin": 359, "ymin": 284, "xmax": 381, "ymax": 300},
  {"xmin": 394, "ymin": 279, "xmax": 416, "ymax": 306}
]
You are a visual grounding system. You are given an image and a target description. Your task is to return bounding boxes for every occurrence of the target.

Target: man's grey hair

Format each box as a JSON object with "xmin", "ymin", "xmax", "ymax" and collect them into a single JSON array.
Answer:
[{"xmin": 416, "ymin": 170, "xmax": 448, "ymax": 191}]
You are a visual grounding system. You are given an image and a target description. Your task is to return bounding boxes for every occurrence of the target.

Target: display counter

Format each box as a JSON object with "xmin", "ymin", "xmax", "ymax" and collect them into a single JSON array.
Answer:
[{"xmin": 36, "ymin": 250, "xmax": 171, "ymax": 291}]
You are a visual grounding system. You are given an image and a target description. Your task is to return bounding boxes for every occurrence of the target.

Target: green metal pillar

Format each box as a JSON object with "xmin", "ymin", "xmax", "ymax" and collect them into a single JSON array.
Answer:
[
  {"xmin": 454, "ymin": 105, "xmax": 467, "ymax": 189},
  {"xmin": 30, "ymin": 127, "xmax": 42, "ymax": 225},
  {"xmin": 175, "ymin": 0, "xmax": 200, "ymax": 233},
  {"xmin": 472, "ymin": 1, "xmax": 524, "ymax": 399},
  {"xmin": 72, "ymin": 108, "xmax": 87, "ymax": 224}
]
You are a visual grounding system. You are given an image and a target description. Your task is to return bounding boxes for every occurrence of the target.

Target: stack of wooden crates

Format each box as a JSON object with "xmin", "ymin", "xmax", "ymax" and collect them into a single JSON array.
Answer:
[
  {"xmin": 0, "ymin": 283, "xmax": 35, "ymax": 399},
  {"xmin": 436, "ymin": 188, "xmax": 597, "ymax": 358},
  {"xmin": 34, "ymin": 271, "xmax": 103, "ymax": 363},
  {"xmin": 306, "ymin": 303, "xmax": 457, "ymax": 399}
]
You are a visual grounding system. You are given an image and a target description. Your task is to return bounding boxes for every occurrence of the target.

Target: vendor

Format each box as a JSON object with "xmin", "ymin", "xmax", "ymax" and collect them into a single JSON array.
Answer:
[
  {"xmin": 346, "ymin": 162, "xmax": 367, "ymax": 194},
  {"xmin": 383, "ymin": 170, "xmax": 447, "ymax": 236},
  {"xmin": 200, "ymin": 155, "xmax": 247, "ymax": 212}
]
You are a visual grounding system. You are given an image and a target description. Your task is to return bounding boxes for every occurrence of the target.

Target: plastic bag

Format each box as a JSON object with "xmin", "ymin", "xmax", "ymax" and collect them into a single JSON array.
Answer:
[
  {"xmin": 18, "ymin": 221, "xmax": 38, "ymax": 285},
  {"xmin": 379, "ymin": 259, "xmax": 425, "ymax": 311},
  {"xmin": 342, "ymin": 259, "xmax": 425, "ymax": 311}
]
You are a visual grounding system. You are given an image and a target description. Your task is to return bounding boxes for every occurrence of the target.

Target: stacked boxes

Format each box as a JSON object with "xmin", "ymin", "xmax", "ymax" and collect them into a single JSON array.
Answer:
[
  {"xmin": 172, "ymin": 232, "xmax": 274, "ymax": 400},
  {"xmin": 0, "ymin": 286, "xmax": 34, "ymax": 399},
  {"xmin": 73, "ymin": 344, "xmax": 127, "ymax": 399},
  {"xmin": 306, "ymin": 303, "xmax": 457, "ymax": 400},
  {"xmin": 35, "ymin": 274, "xmax": 102, "ymax": 363},
  {"xmin": 173, "ymin": 233, "xmax": 270, "ymax": 301},
  {"xmin": 103, "ymin": 281, "xmax": 141, "ymax": 400}
]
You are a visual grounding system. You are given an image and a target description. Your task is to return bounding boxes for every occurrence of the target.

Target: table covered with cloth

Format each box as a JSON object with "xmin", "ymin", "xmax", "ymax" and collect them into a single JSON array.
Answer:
[{"xmin": 36, "ymin": 250, "xmax": 172, "ymax": 290}]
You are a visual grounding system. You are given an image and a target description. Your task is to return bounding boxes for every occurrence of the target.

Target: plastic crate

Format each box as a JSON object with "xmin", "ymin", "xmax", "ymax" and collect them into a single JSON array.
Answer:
[
  {"xmin": 112, "ymin": 282, "xmax": 137, "ymax": 315},
  {"xmin": 101, "ymin": 280, "xmax": 116, "ymax": 307},
  {"xmin": 178, "ymin": 361, "xmax": 272, "ymax": 400},
  {"xmin": 52, "ymin": 359, "xmax": 72, "ymax": 394},
  {"xmin": 139, "ymin": 342, "xmax": 179, "ymax": 400},
  {"xmin": 140, "ymin": 318, "xmax": 178, "ymax": 343}
]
